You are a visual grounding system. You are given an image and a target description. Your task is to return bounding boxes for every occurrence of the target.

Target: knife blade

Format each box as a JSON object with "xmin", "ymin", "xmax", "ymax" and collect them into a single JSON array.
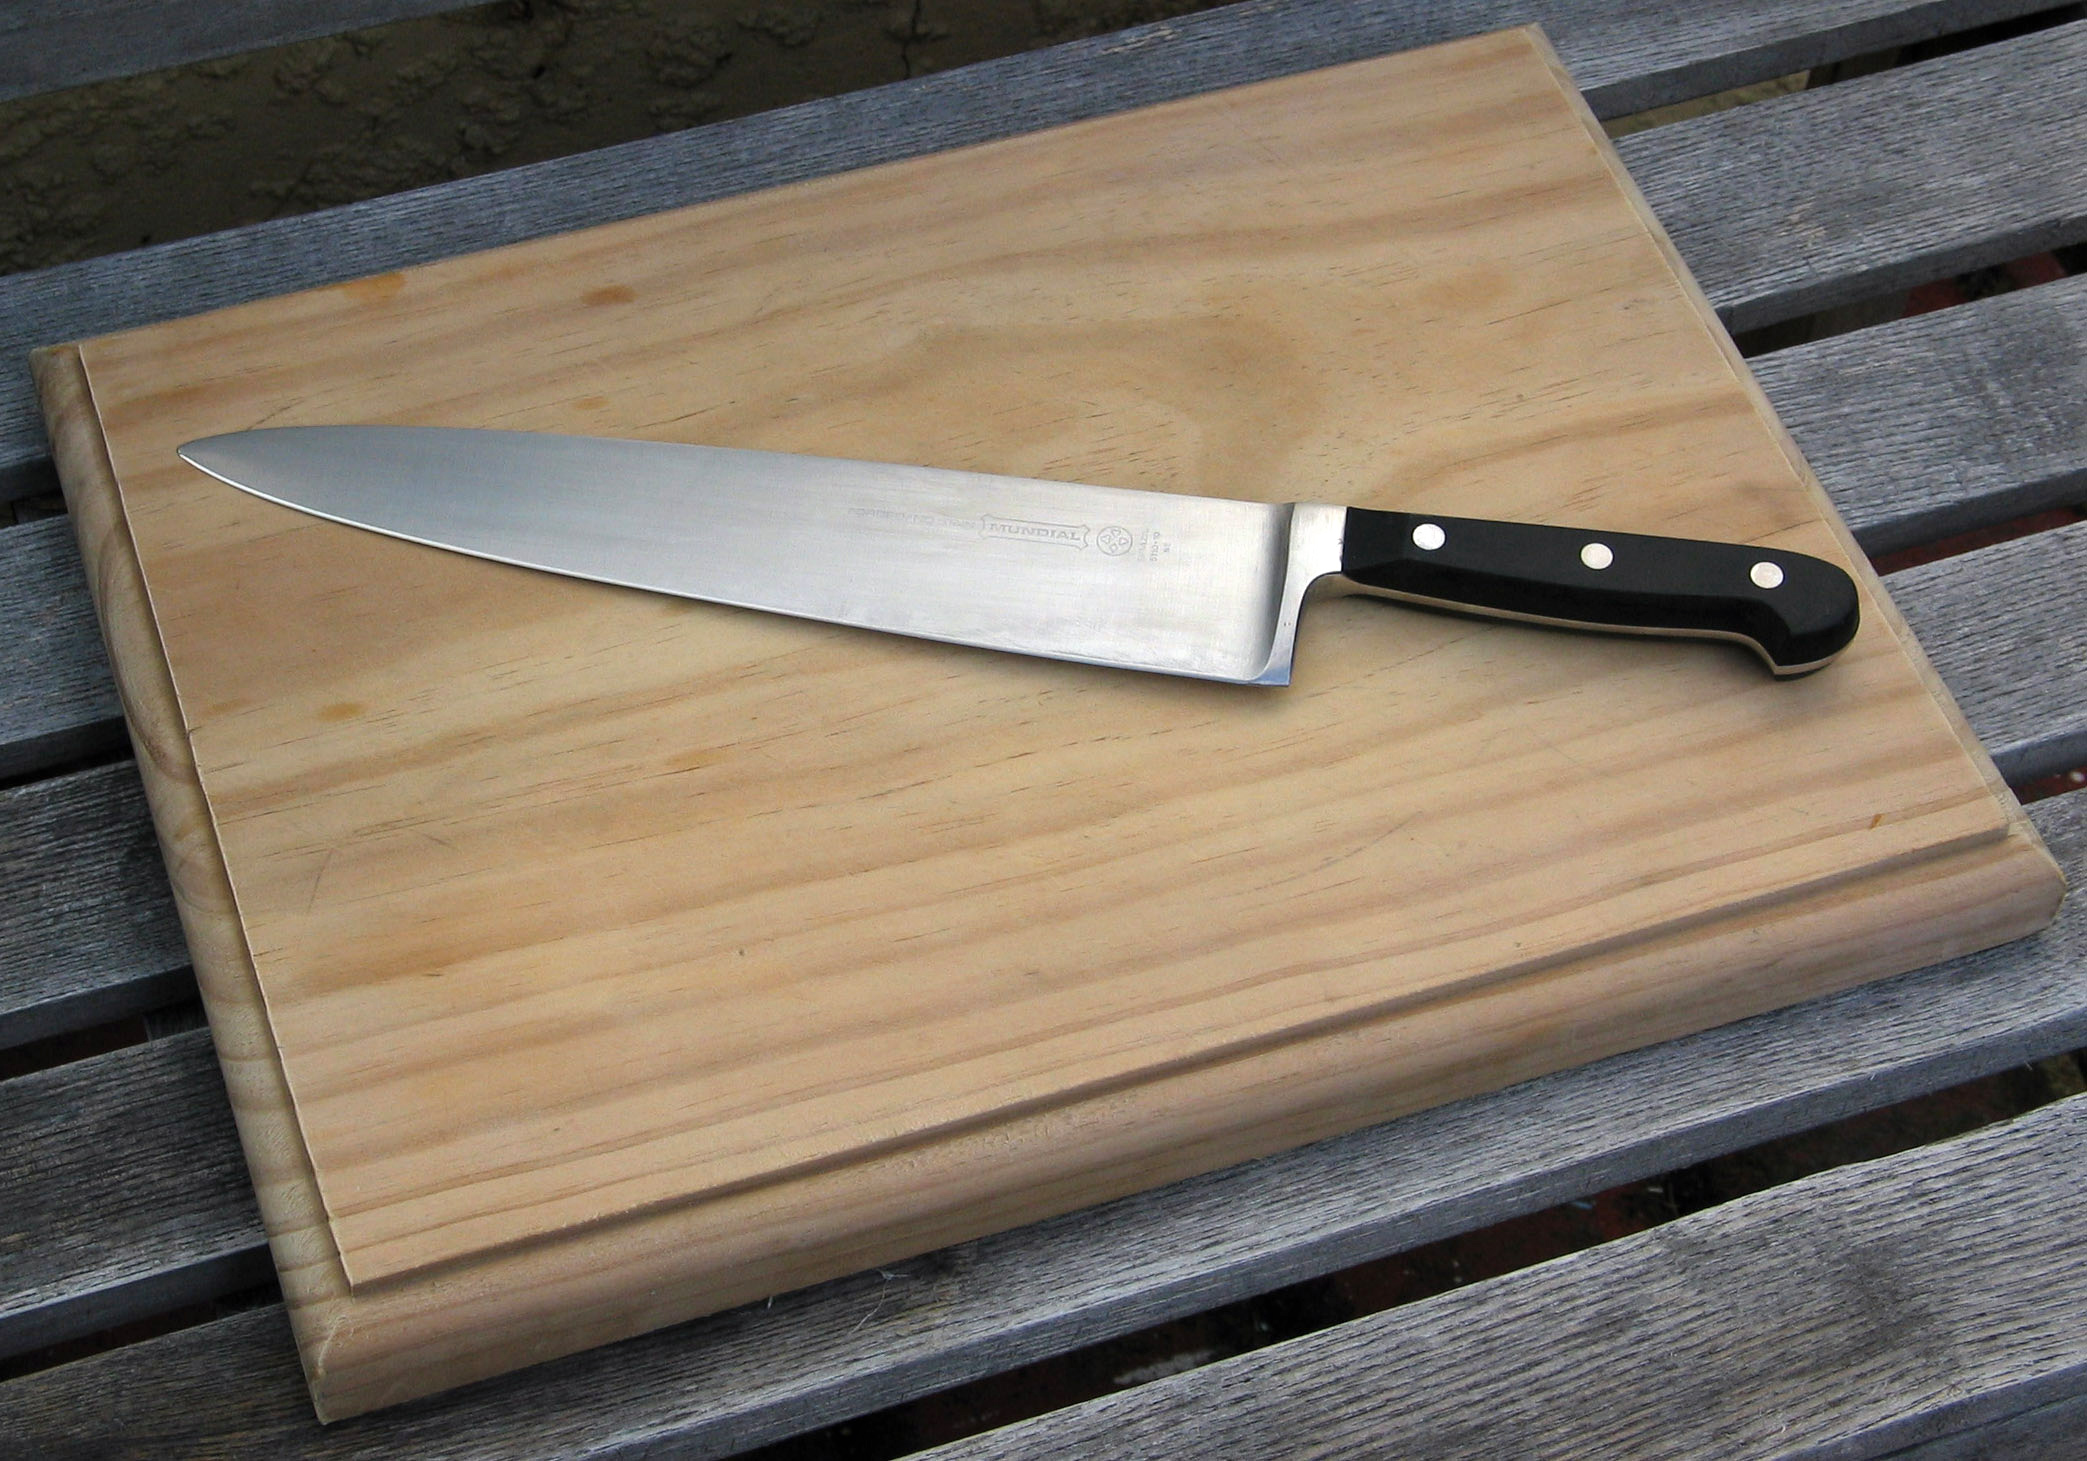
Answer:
[{"xmin": 176, "ymin": 426, "xmax": 1860, "ymax": 684}]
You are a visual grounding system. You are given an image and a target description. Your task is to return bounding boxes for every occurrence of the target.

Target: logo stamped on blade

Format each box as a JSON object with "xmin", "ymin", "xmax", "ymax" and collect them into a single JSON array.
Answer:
[
  {"xmin": 981, "ymin": 515, "xmax": 1091, "ymax": 549},
  {"xmin": 850, "ymin": 507, "xmax": 1142, "ymax": 559}
]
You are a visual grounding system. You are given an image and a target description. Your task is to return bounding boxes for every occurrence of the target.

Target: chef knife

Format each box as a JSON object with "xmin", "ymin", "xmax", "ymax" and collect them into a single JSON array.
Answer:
[{"xmin": 177, "ymin": 426, "xmax": 1860, "ymax": 685}]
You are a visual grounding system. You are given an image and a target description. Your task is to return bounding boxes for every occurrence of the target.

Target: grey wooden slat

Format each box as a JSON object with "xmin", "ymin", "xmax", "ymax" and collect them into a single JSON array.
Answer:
[
  {"xmin": 1892, "ymin": 520, "xmax": 2087, "ymax": 785},
  {"xmin": 2, "ymin": 791, "xmax": 2080, "ymax": 1457},
  {"xmin": 922, "ymin": 1094, "xmax": 2087, "ymax": 1461},
  {"xmin": 1757, "ymin": 274, "xmax": 2087, "ymax": 556},
  {"xmin": 1880, "ymin": 1391, "xmax": 2087, "ymax": 1460},
  {"xmin": 0, "ymin": 0, "xmax": 2061, "ymax": 497},
  {"xmin": 0, "ymin": 761, "xmax": 188, "ymax": 1050},
  {"xmin": 2, "ymin": 1304, "xmax": 307, "ymax": 1451},
  {"xmin": 1620, "ymin": 18, "xmax": 2087, "ymax": 335},
  {"xmin": 0, "ymin": 1, "xmax": 481, "ymax": 104},
  {"xmin": 0, "ymin": 1029, "xmax": 268, "ymax": 1360},
  {"xmin": 0, "ymin": 516, "xmax": 123, "ymax": 780}
]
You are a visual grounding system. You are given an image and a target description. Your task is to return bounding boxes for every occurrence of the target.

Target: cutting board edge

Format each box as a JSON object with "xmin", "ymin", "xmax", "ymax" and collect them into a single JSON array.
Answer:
[
  {"xmin": 30, "ymin": 341, "xmax": 362, "ymax": 1399},
  {"xmin": 291, "ymin": 812, "xmax": 2061, "ymax": 1419},
  {"xmin": 330, "ymin": 801, "xmax": 2020, "ymax": 1289},
  {"xmin": 1523, "ymin": 24, "xmax": 2057, "ymax": 869}
]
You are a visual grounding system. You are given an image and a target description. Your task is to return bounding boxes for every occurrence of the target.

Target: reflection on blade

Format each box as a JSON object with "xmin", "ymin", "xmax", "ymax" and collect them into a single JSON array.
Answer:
[{"xmin": 180, "ymin": 427, "xmax": 1343, "ymax": 684}]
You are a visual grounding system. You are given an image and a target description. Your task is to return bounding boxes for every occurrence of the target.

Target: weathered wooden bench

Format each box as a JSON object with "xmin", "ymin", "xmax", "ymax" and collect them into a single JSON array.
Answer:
[{"xmin": 2, "ymin": 2, "xmax": 2083, "ymax": 1454}]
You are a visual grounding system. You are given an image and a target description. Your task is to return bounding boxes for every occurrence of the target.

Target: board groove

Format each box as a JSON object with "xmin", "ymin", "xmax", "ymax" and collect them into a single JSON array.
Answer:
[{"xmin": 0, "ymin": 790, "xmax": 2077, "ymax": 1458}]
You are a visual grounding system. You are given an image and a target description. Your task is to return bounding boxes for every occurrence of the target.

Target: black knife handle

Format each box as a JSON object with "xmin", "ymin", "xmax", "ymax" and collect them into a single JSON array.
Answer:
[{"xmin": 1339, "ymin": 509, "xmax": 1861, "ymax": 676}]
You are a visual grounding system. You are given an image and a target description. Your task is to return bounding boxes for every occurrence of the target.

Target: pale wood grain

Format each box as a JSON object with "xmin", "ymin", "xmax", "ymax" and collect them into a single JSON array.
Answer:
[
  {"xmin": 9, "ymin": 253, "xmax": 2084, "ymax": 800},
  {"xmin": 40, "ymin": 28, "xmax": 2063, "ymax": 1417},
  {"xmin": 921, "ymin": 1093, "xmax": 2087, "ymax": 1461},
  {"xmin": 6, "ymin": 5, "xmax": 2083, "ymax": 1448},
  {"xmin": 5, "ymin": 789, "xmax": 2080, "ymax": 1455},
  {"xmin": 4, "ymin": 0, "xmax": 2087, "ymax": 1452},
  {"xmin": 2, "ymin": 561, "xmax": 2079, "ymax": 1378}
]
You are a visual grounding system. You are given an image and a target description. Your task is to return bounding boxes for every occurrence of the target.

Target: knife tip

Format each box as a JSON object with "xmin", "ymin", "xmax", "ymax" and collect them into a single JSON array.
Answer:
[
  {"xmin": 176, "ymin": 434, "xmax": 224, "ymax": 469},
  {"xmin": 176, "ymin": 431, "xmax": 258, "ymax": 483}
]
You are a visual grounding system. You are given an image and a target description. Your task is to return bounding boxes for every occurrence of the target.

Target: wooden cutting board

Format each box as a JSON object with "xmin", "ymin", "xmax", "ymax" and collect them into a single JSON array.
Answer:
[{"xmin": 34, "ymin": 26, "xmax": 2063, "ymax": 1419}]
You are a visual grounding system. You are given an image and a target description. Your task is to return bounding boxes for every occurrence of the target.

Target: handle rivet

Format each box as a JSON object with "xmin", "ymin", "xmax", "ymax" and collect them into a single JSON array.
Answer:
[
  {"xmin": 1580, "ymin": 542, "xmax": 1613, "ymax": 570},
  {"xmin": 1412, "ymin": 522, "xmax": 1445, "ymax": 551},
  {"xmin": 1751, "ymin": 561, "xmax": 1784, "ymax": 589}
]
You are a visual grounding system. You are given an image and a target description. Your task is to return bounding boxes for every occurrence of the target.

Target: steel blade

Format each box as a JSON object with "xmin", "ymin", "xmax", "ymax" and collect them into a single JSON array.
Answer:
[{"xmin": 178, "ymin": 427, "xmax": 1344, "ymax": 684}]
